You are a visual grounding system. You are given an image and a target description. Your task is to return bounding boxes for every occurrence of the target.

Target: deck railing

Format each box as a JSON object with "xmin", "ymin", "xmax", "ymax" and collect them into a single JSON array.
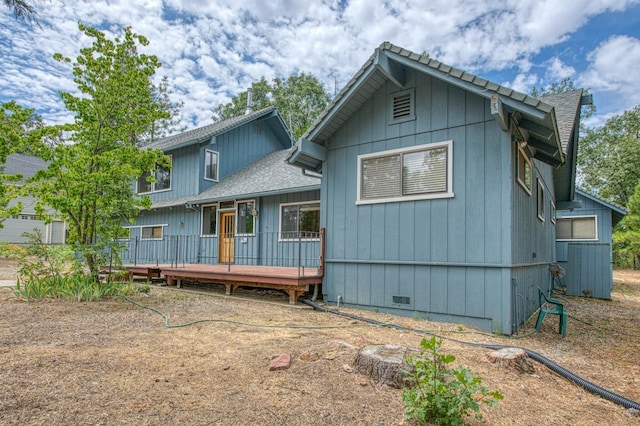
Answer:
[{"xmin": 106, "ymin": 229, "xmax": 325, "ymax": 273}]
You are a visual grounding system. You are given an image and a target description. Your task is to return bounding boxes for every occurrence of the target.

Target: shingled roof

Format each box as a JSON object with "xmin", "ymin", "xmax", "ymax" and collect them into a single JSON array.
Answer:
[
  {"xmin": 151, "ymin": 150, "xmax": 320, "ymax": 209},
  {"xmin": 292, "ymin": 42, "xmax": 567, "ymax": 172},
  {"xmin": 146, "ymin": 106, "xmax": 291, "ymax": 152},
  {"xmin": 2, "ymin": 153, "xmax": 48, "ymax": 184}
]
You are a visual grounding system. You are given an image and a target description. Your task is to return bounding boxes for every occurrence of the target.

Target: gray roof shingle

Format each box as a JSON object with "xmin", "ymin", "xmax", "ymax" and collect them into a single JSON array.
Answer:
[
  {"xmin": 2, "ymin": 153, "xmax": 48, "ymax": 184},
  {"xmin": 146, "ymin": 106, "xmax": 278, "ymax": 152},
  {"xmin": 151, "ymin": 150, "xmax": 320, "ymax": 208}
]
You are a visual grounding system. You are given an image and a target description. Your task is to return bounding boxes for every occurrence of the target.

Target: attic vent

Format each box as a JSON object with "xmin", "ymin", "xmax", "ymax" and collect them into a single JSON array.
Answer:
[
  {"xmin": 392, "ymin": 296, "xmax": 411, "ymax": 305},
  {"xmin": 389, "ymin": 89, "xmax": 415, "ymax": 124}
]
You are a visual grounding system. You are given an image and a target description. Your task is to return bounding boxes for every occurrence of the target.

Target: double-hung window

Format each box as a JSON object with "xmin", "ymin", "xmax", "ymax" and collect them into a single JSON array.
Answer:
[
  {"xmin": 280, "ymin": 202, "xmax": 320, "ymax": 240},
  {"xmin": 204, "ymin": 150, "xmax": 219, "ymax": 181},
  {"xmin": 357, "ymin": 141, "xmax": 453, "ymax": 204},
  {"xmin": 137, "ymin": 156, "xmax": 172, "ymax": 194}
]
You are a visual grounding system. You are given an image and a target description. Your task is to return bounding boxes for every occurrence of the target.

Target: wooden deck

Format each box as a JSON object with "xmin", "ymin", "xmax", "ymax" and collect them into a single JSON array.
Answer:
[{"xmin": 124, "ymin": 264, "xmax": 323, "ymax": 304}]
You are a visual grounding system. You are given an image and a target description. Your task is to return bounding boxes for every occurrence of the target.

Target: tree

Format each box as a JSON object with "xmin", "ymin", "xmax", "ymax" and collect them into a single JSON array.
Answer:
[
  {"xmin": 31, "ymin": 23, "xmax": 169, "ymax": 275},
  {"xmin": 213, "ymin": 73, "xmax": 331, "ymax": 139},
  {"xmin": 578, "ymin": 106, "xmax": 640, "ymax": 206},
  {"xmin": 139, "ymin": 76, "xmax": 187, "ymax": 146},
  {"xmin": 0, "ymin": 101, "xmax": 41, "ymax": 227},
  {"xmin": 614, "ymin": 182, "xmax": 640, "ymax": 267},
  {"xmin": 3, "ymin": 0, "xmax": 39, "ymax": 26}
]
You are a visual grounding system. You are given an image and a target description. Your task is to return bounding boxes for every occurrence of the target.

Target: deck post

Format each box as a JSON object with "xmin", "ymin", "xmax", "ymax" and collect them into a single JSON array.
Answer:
[{"xmin": 319, "ymin": 228, "xmax": 326, "ymax": 276}]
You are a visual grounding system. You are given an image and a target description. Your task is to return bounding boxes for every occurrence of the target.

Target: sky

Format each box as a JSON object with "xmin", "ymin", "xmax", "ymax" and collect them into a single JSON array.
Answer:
[{"xmin": 1, "ymin": 0, "xmax": 639, "ymax": 132}]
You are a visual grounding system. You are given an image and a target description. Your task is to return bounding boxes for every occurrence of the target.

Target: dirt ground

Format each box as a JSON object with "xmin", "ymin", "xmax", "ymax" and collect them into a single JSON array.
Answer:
[{"xmin": 0, "ymin": 260, "xmax": 639, "ymax": 425}]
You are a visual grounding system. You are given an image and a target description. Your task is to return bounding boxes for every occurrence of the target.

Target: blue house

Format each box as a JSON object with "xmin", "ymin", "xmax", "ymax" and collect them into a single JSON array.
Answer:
[
  {"xmin": 555, "ymin": 189, "xmax": 627, "ymax": 300},
  {"xmin": 120, "ymin": 106, "xmax": 322, "ymax": 269},
  {"xmin": 288, "ymin": 43, "xmax": 588, "ymax": 333}
]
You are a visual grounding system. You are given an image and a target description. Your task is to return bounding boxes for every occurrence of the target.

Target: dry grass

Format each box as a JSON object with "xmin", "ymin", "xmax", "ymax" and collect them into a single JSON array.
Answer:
[{"xmin": 0, "ymin": 261, "xmax": 639, "ymax": 425}]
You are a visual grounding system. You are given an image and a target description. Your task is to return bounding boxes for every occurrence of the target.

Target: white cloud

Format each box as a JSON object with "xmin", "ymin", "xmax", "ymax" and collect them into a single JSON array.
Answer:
[{"xmin": 1, "ymin": 0, "xmax": 639, "ymax": 129}]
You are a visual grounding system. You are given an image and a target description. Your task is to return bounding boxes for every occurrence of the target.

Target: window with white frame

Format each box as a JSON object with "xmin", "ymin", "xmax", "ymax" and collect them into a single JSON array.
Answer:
[
  {"xmin": 517, "ymin": 146, "xmax": 532, "ymax": 194},
  {"xmin": 201, "ymin": 204, "xmax": 217, "ymax": 236},
  {"xmin": 137, "ymin": 156, "xmax": 172, "ymax": 194},
  {"xmin": 389, "ymin": 89, "xmax": 415, "ymax": 124},
  {"xmin": 116, "ymin": 227, "xmax": 131, "ymax": 241},
  {"xmin": 537, "ymin": 179, "xmax": 545, "ymax": 222},
  {"xmin": 204, "ymin": 150, "xmax": 219, "ymax": 181},
  {"xmin": 141, "ymin": 225, "xmax": 164, "ymax": 240},
  {"xmin": 236, "ymin": 200, "xmax": 255, "ymax": 235},
  {"xmin": 280, "ymin": 202, "xmax": 320, "ymax": 240},
  {"xmin": 556, "ymin": 216, "xmax": 597, "ymax": 240},
  {"xmin": 357, "ymin": 141, "xmax": 453, "ymax": 204}
]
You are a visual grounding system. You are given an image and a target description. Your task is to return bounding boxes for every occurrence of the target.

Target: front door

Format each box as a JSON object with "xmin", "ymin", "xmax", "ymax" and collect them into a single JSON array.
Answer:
[{"xmin": 219, "ymin": 212, "xmax": 235, "ymax": 263}]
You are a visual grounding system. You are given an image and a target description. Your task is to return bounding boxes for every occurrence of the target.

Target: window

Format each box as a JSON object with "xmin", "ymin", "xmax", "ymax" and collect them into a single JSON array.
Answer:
[
  {"xmin": 537, "ymin": 179, "xmax": 545, "ymax": 222},
  {"xmin": 204, "ymin": 150, "xmax": 219, "ymax": 181},
  {"xmin": 201, "ymin": 204, "xmax": 217, "ymax": 236},
  {"xmin": 236, "ymin": 200, "xmax": 255, "ymax": 235},
  {"xmin": 517, "ymin": 146, "xmax": 532, "ymax": 194},
  {"xmin": 141, "ymin": 225, "xmax": 163, "ymax": 240},
  {"xmin": 280, "ymin": 202, "xmax": 320, "ymax": 240},
  {"xmin": 137, "ymin": 156, "xmax": 172, "ymax": 194},
  {"xmin": 357, "ymin": 141, "xmax": 453, "ymax": 204},
  {"xmin": 116, "ymin": 227, "xmax": 131, "ymax": 241},
  {"xmin": 389, "ymin": 89, "xmax": 415, "ymax": 124},
  {"xmin": 556, "ymin": 216, "xmax": 597, "ymax": 240}
]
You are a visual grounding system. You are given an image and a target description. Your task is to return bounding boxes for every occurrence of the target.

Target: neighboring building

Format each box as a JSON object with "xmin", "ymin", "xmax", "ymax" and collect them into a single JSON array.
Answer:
[
  {"xmin": 288, "ymin": 42, "xmax": 587, "ymax": 333},
  {"xmin": 121, "ymin": 106, "xmax": 322, "ymax": 267},
  {"xmin": 0, "ymin": 153, "xmax": 66, "ymax": 245},
  {"xmin": 555, "ymin": 189, "xmax": 627, "ymax": 300}
]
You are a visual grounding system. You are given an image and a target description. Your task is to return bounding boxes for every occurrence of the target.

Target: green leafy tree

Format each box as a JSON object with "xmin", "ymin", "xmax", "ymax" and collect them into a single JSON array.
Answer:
[
  {"xmin": 0, "ymin": 101, "xmax": 42, "ymax": 227},
  {"xmin": 31, "ymin": 23, "xmax": 169, "ymax": 275},
  {"xmin": 614, "ymin": 182, "xmax": 640, "ymax": 267},
  {"xmin": 213, "ymin": 73, "xmax": 331, "ymax": 139},
  {"xmin": 139, "ymin": 75, "xmax": 187, "ymax": 146},
  {"xmin": 578, "ymin": 106, "xmax": 640, "ymax": 206}
]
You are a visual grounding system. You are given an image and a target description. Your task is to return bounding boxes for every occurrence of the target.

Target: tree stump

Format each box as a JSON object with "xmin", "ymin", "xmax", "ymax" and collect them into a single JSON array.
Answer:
[
  {"xmin": 487, "ymin": 348, "xmax": 535, "ymax": 373},
  {"xmin": 353, "ymin": 344, "xmax": 417, "ymax": 388}
]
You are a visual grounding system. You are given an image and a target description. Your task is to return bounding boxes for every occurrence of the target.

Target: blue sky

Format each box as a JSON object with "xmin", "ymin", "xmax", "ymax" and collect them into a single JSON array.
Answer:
[{"xmin": 1, "ymin": 0, "xmax": 639, "ymax": 131}]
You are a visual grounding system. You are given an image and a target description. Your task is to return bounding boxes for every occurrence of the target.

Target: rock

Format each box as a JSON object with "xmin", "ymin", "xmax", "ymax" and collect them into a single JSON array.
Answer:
[
  {"xmin": 269, "ymin": 353, "xmax": 291, "ymax": 371},
  {"xmin": 299, "ymin": 351, "xmax": 320, "ymax": 361},
  {"xmin": 628, "ymin": 408, "xmax": 640, "ymax": 418},
  {"xmin": 342, "ymin": 364, "xmax": 353, "ymax": 373}
]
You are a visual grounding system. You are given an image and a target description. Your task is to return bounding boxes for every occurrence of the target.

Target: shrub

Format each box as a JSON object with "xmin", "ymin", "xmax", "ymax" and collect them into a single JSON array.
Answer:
[{"xmin": 402, "ymin": 336, "xmax": 503, "ymax": 426}]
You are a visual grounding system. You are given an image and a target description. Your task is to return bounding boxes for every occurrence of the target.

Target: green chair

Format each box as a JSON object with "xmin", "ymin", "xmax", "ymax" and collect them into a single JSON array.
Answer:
[{"xmin": 535, "ymin": 287, "xmax": 567, "ymax": 337}]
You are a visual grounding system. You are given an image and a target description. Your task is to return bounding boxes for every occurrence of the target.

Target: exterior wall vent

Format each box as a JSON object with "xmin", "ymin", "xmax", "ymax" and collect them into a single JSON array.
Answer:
[
  {"xmin": 392, "ymin": 296, "xmax": 411, "ymax": 305},
  {"xmin": 393, "ymin": 93, "xmax": 411, "ymax": 119}
]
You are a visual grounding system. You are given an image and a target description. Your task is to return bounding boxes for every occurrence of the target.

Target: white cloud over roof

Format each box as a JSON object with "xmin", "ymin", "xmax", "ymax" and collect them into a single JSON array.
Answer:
[{"xmin": 0, "ymin": 0, "xmax": 638, "ymax": 131}]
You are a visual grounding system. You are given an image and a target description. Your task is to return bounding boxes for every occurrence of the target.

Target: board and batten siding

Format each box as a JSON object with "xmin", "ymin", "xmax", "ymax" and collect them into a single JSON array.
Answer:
[
  {"xmin": 320, "ymin": 71, "xmax": 515, "ymax": 332},
  {"xmin": 509, "ymin": 148, "xmax": 557, "ymax": 327},
  {"xmin": 555, "ymin": 191, "xmax": 615, "ymax": 299}
]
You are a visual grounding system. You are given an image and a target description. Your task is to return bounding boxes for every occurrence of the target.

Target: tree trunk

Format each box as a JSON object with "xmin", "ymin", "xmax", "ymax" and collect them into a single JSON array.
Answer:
[
  {"xmin": 487, "ymin": 348, "xmax": 535, "ymax": 373},
  {"xmin": 353, "ymin": 344, "xmax": 418, "ymax": 388}
]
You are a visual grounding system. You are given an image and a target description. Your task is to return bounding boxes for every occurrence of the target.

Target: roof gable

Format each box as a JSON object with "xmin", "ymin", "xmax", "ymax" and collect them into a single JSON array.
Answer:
[
  {"xmin": 2, "ymin": 153, "xmax": 48, "ymax": 184},
  {"xmin": 300, "ymin": 42, "xmax": 570, "ymax": 168},
  {"xmin": 146, "ymin": 107, "xmax": 294, "ymax": 152},
  {"xmin": 576, "ymin": 189, "xmax": 628, "ymax": 226}
]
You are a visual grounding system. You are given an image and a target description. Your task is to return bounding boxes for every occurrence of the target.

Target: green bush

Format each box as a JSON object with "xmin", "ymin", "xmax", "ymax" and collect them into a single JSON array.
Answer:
[
  {"xmin": 402, "ymin": 336, "xmax": 503, "ymax": 426},
  {"xmin": 13, "ymin": 230, "xmax": 145, "ymax": 301}
]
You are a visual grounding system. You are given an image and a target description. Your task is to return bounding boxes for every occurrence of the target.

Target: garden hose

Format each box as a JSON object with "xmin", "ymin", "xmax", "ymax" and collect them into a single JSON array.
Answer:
[{"xmin": 298, "ymin": 297, "xmax": 640, "ymax": 411}]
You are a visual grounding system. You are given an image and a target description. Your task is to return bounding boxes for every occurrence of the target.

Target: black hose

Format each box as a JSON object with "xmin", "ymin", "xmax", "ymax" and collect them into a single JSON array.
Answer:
[{"xmin": 299, "ymin": 298, "xmax": 640, "ymax": 411}]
